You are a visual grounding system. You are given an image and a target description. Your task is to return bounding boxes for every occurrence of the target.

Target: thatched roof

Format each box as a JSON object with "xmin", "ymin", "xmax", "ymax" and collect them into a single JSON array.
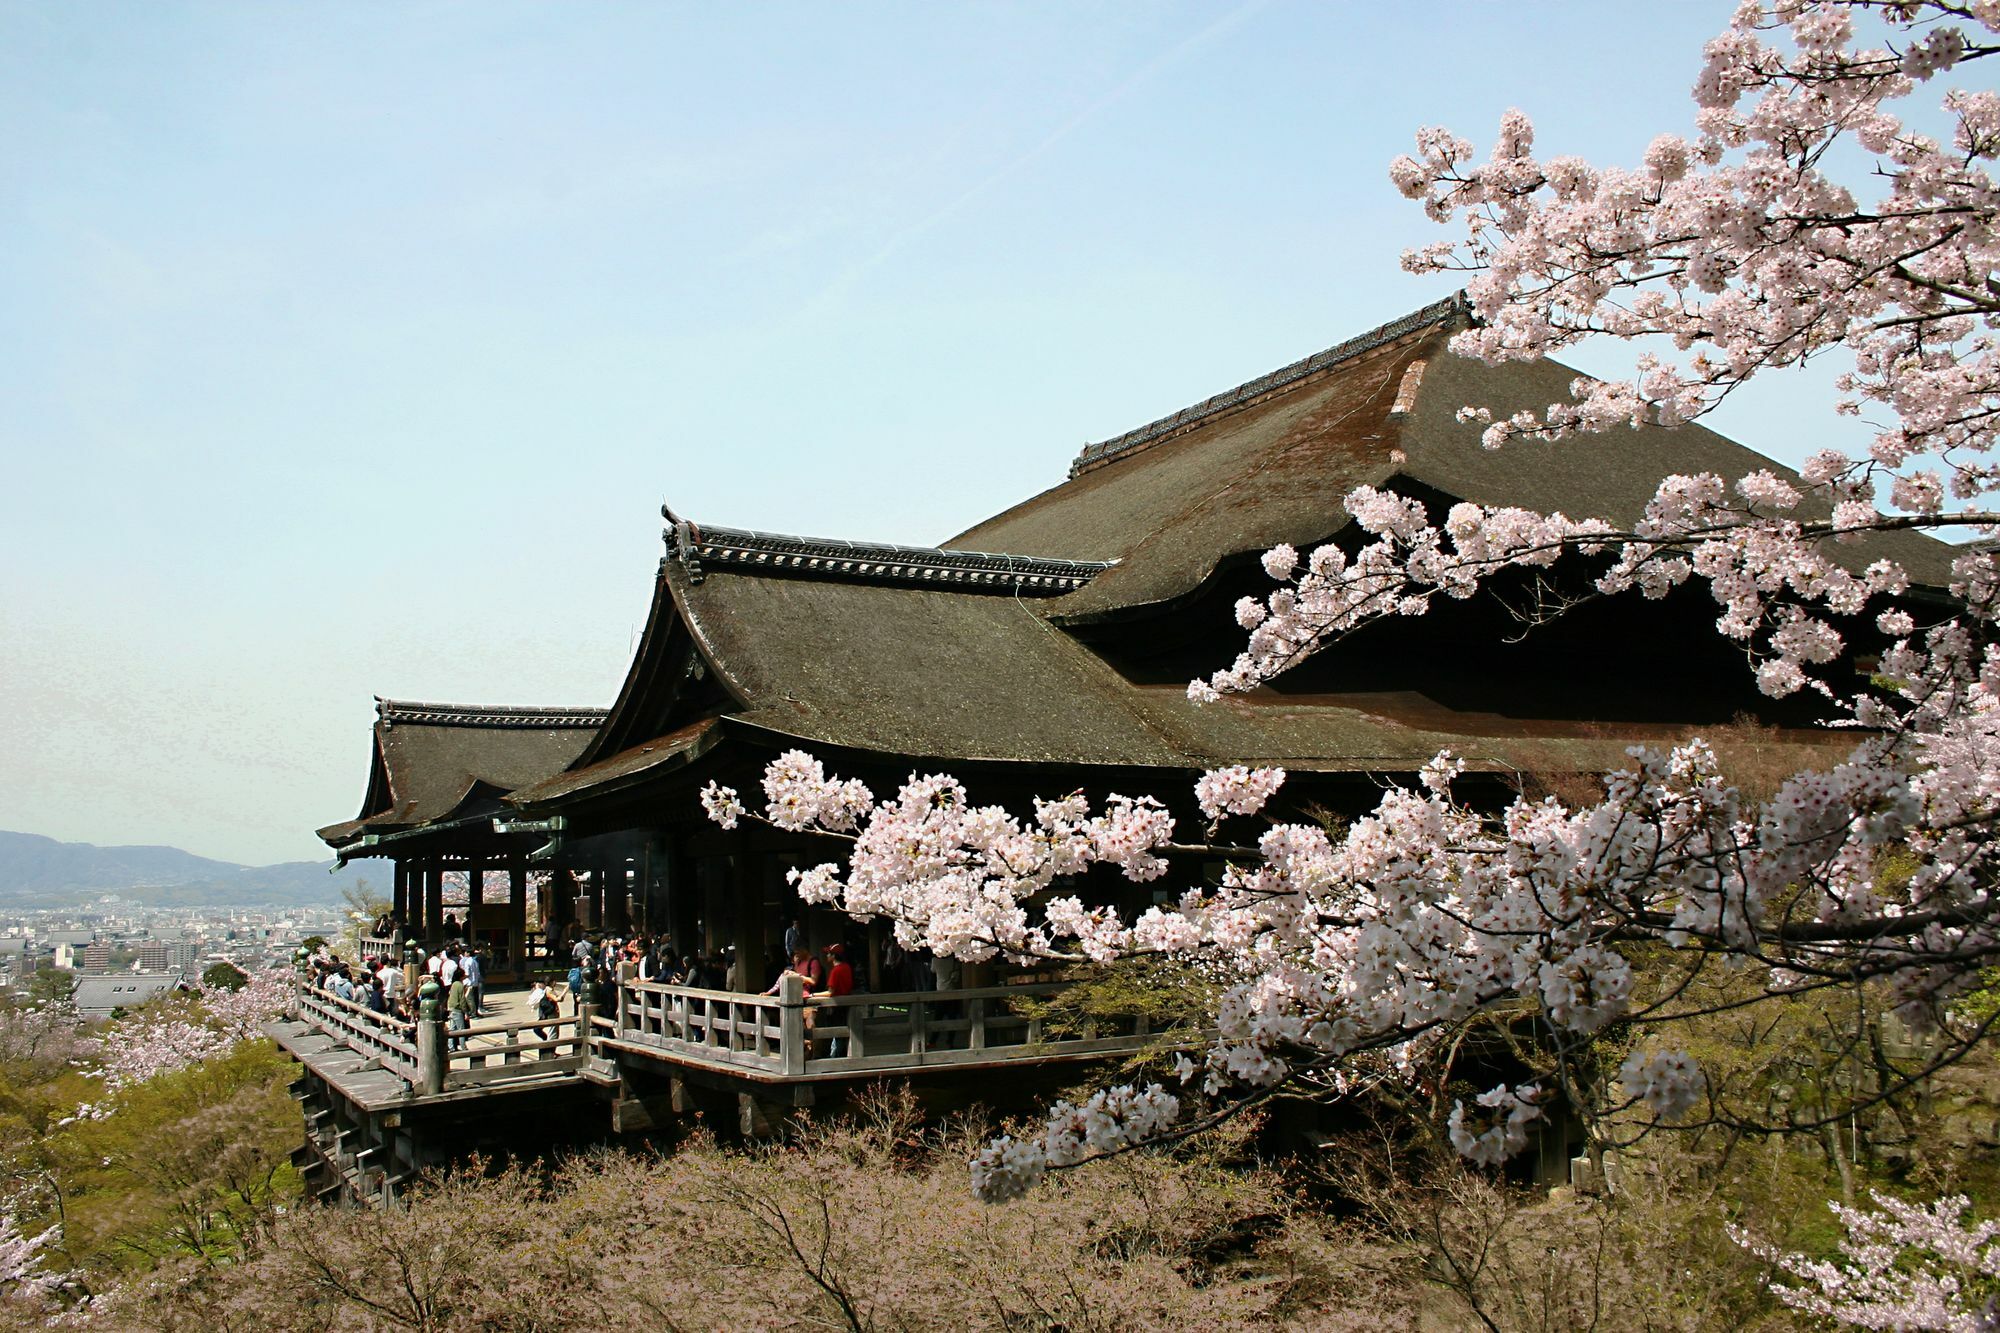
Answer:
[
  {"xmin": 507, "ymin": 296, "xmax": 1955, "ymax": 812},
  {"xmin": 316, "ymin": 699, "xmax": 604, "ymax": 848},
  {"xmin": 952, "ymin": 297, "xmax": 1956, "ymax": 623}
]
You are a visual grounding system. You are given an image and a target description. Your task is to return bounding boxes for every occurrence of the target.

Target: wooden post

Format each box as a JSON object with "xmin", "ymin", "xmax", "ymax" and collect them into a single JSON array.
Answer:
[
  {"xmin": 665, "ymin": 838, "xmax": 694, "ymax": 959},
  {"xmin": 779, "ymin": 971, "xmax": 807, "ymax": 1076},
  {"xmin": 507, "ymin": 862, "xmax": 528, "ymax": 979},
  {"xmin": 730, "ymin": 857, "xmax": 766, "ymax": 992},
  {"xmin": 423, "ymin": 862, "xmax": 443, "ymax": 943},
  {"xmin": 549, "ymin": 867, "xmax": 574, "ymax": 943},
  {"xmin": 416, "ymin": 1019, "xmax": 444, "ymax": 1096},
  {"xmin": 392, "ymin": 861, "xmax": 408, "ymax": 926},
  {"xmin": 607, "ymin": 863, "xmax": 630, "ymax": 934},
  {"xmin": 577, "ymin": 1002, "xmax": 595, "ymax": 1059}
]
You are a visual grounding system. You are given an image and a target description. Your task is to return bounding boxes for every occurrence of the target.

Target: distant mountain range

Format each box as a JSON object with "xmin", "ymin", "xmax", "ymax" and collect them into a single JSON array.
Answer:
[{"xmin": 0, "ymin": 830, "xmax": 379, "ymax": 908}]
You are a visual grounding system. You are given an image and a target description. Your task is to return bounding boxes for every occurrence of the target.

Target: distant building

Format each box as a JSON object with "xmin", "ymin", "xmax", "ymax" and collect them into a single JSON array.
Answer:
[
  {"xmin": 136, "ymin": 941, "xmax": 170, "ymax": 972},
  {"xmin": 72, "ymin": 972, "xmax": 183, "ymax": 1019},
  {"xmin": 169, "ymin": 940, "xmax": 199, "ymax": 972},
  {"xmin": 80, "ymin": 941, "xmax": 112, "ymax": 973}
]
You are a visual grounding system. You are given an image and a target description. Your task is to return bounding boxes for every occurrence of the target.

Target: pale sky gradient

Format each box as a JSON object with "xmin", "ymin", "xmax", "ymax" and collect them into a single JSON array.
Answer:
[{"xmin": 0, "ymin": 2, "xmax": 1870, "ymax": 865}]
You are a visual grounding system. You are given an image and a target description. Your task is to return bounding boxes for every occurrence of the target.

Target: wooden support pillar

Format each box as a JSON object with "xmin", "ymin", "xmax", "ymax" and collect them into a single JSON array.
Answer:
[
  {"xmin": 778, "ymin": 971, "xmax": 807, "ymax": 1076},
  {"xmin": 423, "ymin": 862, "xmax": 443, "ymax": 943},
  {"xmin": 730, "ymin": 857, "xmax": 765, "ymax": 993},
  {"xmin": 587, "ymin": 870, "xmax": 604, "ymax": 934},
  {"xmin": 416, "ymin": 1019, "xmax": 444, "ymax": 1096},
  {"xmin": 507, "ymin": 862, "xmax": 528, "ymax": 978},
  {"xmin": 665, "ymin": 839, "xmax": 694, "ymax": 959},
  {"xmin": 391, "ymin": 862, "xmax": 409, "ymax": 927},
  {"xmin": 550, "ymin": 867, "xmax": 575, "ymax": 944},
  {"xmin": 640, "ymin": 838, "xmax": 665, "ymax": 934},
  {"xmin": 467, "ymin": 860, "xmax": 485, "ymax": 913},
  {"xmin": 607, "ymin": 863, "xmax": 630, "ymax": 935}
]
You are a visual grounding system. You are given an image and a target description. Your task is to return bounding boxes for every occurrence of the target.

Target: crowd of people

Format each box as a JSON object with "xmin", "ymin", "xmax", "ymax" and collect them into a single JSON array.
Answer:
[
  {"xmin": 558, "ymin": 919, "xmax": 961, "ymax": 1013},
  {"xmin": 304, "ymin": 911, "xmax": 992, "ymax": 1061},
  {"xmin": 303, "ymin": 932, "xmax": 492, "ymax": 1049}
]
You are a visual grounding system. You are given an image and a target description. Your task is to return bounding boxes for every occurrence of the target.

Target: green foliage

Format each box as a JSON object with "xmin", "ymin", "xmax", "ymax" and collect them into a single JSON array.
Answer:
[
  {"xmin": 199, "ymin": 962, "xmax": 249, "ymax": 992},
  {"xmin": 39, "ymin": 1041, "xmax": 302, "ymax": 1275},
  {"xmin": 1012, "ymin": 955, "xmax": 1218, "ymax": 1038},
  {"xmin": 24, "ymin": 967, "xmax": 75, "ymax": 1007},
  {"xmin": 1950, "ymin": 968, "xmax": 2000, "ymax": 1030}
]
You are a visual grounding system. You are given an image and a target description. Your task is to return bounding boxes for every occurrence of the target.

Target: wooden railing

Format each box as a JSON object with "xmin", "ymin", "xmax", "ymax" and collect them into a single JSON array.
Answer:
[
  {"xmin": 358, "ymin": 935, "xmax": 400, "ymax": 966},
  {"xmin": 296, "ymin": 985, "xmax": 418, "ymax": 1080},
  {"xmin": 610, "ymin": 974, "xmax": 1180, "ymax": 1079},
  {"xmin": 295, "ymin": 982, "xmax": 585, "ymax": 1097},
  {"xmin": 618, "ymin": 984, "xmax": 794, "ymax": 1072},
  {"xmin": 441, "ymin": 1011, "xmax": 587, "ymax": 1088}
]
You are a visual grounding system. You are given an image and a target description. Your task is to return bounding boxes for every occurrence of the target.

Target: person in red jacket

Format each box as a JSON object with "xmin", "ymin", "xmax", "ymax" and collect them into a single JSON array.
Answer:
[{"xmin": 823, "ymin": 944, "xmax": 856, "ymax": 1056}]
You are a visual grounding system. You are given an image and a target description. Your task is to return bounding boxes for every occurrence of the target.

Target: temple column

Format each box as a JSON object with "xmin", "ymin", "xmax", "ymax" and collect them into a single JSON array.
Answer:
[
  {"xmin": 423, "ymin": 861, "xmax": 443, "ymax": 943},
  {"xmin": 731, "ymin": 856, "xmax": 767, "ymax": 993},
  {"xmin": 607, "ymin": 863, "xmax": 630, "ymax": 935},
  {"xmin": 550, "ymin": 867, "xmax": 575, "ymax": 945},
  {"xmin": 665, "ymin": 838, "xmax": 695, "ymax": 960},
  {"xmin": 507, "ymin": 862, "xmax": 528, "ymax": 979},
  {"xmin": 466, "ymin": 858, "xmax": 485, "ymax": 945},
  {"xmin": 391, "ymin": 861, "xmax": 409, "ymax": 928}
]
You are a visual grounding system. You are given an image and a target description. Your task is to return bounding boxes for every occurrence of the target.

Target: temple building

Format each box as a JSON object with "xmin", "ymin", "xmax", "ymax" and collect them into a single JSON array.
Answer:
[
  {"xmin": 323, "ymin": 295, "xmax": 1947, "ymax": 968},
  {"xmin": 286, "ymin": 295, "xmax": 1956, "ymax": 1193},
  {"xmin": 316, "ymin": 699, "xmax": 606, "ymax": 981}
]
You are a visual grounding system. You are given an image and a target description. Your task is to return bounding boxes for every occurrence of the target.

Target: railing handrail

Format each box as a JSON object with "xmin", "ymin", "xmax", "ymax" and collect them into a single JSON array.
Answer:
[
  {"xmin": 301, "ymin": 983, "xmax": 415, "ymax": 1035},
  {"xmin": 625, "ymin": 981, "xmax": 781, "ymax": 1006},
  {"xmin": 807, "ymin": 982, "xmax": 1066, "ymax": 1008},
  {"xmin": 622, "ymin": 980, "xmax": 1066, "ymax": 1008},
  {"xmin": 455, "ymin": 1012, "xmax": 579, "ymax": 1040},
  {"xmin": 610, "ymin": 976, "xmax": 1180, "ymax": 1080}
]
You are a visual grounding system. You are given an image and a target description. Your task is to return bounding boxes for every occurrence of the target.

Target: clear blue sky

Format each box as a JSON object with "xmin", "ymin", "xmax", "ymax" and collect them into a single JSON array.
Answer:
[{"xmin": 0, "ymin": 2, "xmax": 1852, "ymax": 864}]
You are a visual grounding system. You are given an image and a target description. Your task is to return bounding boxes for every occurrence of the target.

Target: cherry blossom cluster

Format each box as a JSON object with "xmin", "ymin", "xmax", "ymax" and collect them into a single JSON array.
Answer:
[
  {"xmin": 1732, "ymin": 1191, "xmax": 2000, "ymax": 1331},
  {"xmin": 969, "ymin": 1083, "xmax": 1181, "ymax": 1203},
  {"xmin": 708, "ymin": 1, "xmax": 2000, "ymax": 1194},
  {"xmin": 1618, "ymin": 1048, "xmax": 1706, "ymax": 1122},
  {"xmin": 96, "ymin": 968, "xmax": 290, "ymax": 1091},
  {"xmin": 714, "ymin": 711, "xmax": 1989, "ymax": 1175},
  {"xmin": 1194, "ymin": 766, "xmax": 1288, "ymax": 821},
  {"xmin": 1393, "ymin": 2, "xmax": 2000, "ymax": 496},
  {"xmin": 706, "ymin": 755, "xmax": 1195, "ymax": 965},
  {"xmin": 0, "ymin": 1208, "xmax": 63, "ymax": 1299},
  {"xmin": 1447, "ymin": 1084, "xmax": 1548, "ymax": 1167}
]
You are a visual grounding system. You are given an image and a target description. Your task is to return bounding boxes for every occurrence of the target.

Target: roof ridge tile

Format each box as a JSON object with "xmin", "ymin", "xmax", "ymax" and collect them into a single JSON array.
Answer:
[
  {"xmin": 374, "ymin": 699, "xmax": 608, "ymax": 729},
  {"xmin": 660, "ymin": 515, "xmax": 1114, "ymax": 596}
]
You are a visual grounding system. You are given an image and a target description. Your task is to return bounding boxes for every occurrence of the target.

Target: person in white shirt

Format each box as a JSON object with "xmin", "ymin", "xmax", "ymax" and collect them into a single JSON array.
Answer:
[{"xmin": 526, "ymin": 979, "xmax": 553, "ymax": 1041}]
